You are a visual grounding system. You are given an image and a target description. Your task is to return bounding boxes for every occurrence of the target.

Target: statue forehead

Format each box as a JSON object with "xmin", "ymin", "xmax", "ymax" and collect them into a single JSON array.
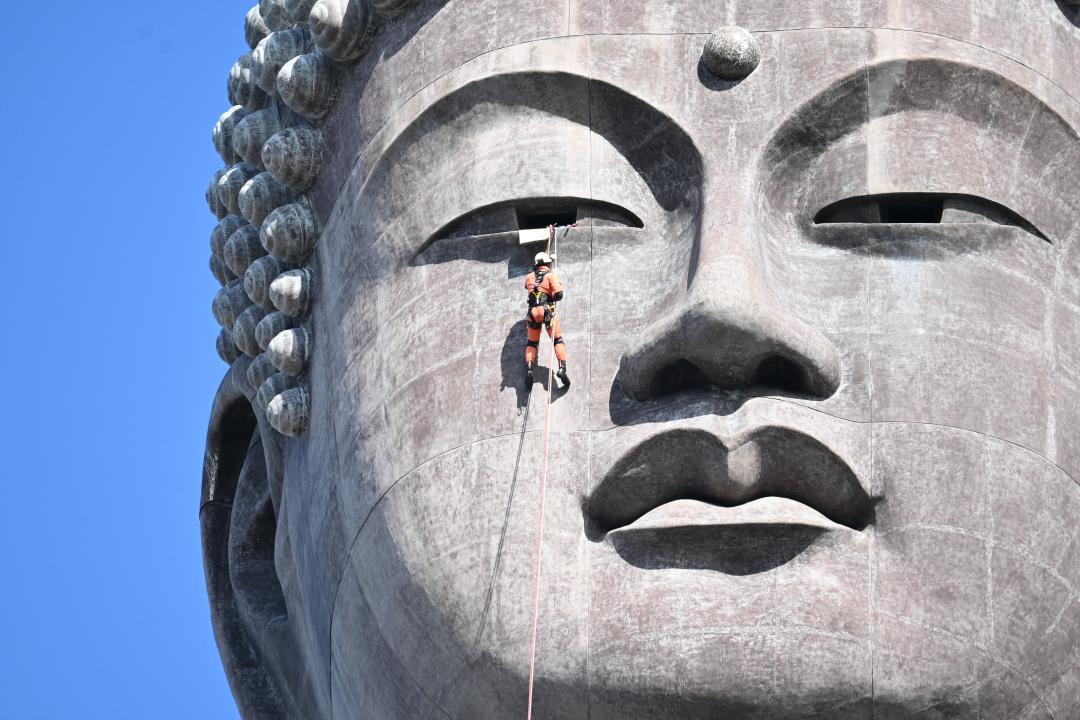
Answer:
[{"xmin": 373, "ymin": 0, "xmax": 1076, "ymax": 85}]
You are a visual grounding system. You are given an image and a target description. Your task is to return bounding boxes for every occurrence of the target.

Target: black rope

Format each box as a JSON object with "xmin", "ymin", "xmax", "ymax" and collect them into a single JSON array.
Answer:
[{"xmin": 470, "ymin": 385, "xmax": 533, "ymax": 660}]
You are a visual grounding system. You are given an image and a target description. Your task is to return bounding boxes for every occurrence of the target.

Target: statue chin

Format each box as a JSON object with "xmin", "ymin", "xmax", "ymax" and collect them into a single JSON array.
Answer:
[{"xmin": 202, "ymin": 1, "xmax": 1080, "ymax": 718}]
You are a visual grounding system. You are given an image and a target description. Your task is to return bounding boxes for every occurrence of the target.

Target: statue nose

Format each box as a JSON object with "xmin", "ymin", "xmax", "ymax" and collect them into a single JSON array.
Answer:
[{"xmin": 617, "ymin": 256, "xmax": 842, "ymax": 400}]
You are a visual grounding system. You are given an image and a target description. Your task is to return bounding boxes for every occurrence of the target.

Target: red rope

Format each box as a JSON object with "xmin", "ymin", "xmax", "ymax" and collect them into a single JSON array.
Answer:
[
  {"xmin": 525, "ymin": 228, "xmax": 562, "ymax": 719},
  {"xmin": 524, "ymin": 356, "xmax": 552, "ymax": 720}
]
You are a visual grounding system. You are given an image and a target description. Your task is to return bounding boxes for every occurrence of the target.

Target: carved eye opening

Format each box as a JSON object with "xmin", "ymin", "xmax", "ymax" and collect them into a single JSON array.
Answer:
[
  {"xmin": 413, "ymin": 198, "xmax": 647, "ymax": 267},
  {"xmin": 814, "ymin": 192, "xmax": 1047, "ymax": 241},
  {"xmin": 516, "ymin": 204, "xmax": 578, "ymax": 230},
  {"xmin": 432, "ymin": 197, "xmax": 644, "ymax": 245}
]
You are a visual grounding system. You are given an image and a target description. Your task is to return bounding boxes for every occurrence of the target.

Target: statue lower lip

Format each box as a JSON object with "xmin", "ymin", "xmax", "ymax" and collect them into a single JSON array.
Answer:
[{"xmin": 604, "ymin": 497, "xmax": 842, "ymax": 574}]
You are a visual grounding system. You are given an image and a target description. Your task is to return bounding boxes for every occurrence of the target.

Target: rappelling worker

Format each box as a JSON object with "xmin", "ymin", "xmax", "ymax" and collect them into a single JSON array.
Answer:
[{"xmin": 525, "ymin": 249, "xmax": 570, "ymax": 388}]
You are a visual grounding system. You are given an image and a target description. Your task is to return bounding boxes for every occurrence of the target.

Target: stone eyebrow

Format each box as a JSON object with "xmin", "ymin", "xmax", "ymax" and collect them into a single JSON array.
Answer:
[
  {"xmin": 346, "ymin": 71, "xmax": 703, "ymax": 269},
  {"xmin": 763, "ymin": 58, "xmax": 1079, "ymax": 163},
  {"xmin": 369, "ymin": 71, "xmax": 704, "ymax": 215},
  {"xmin": 863, "ymin": 59, "xmax": 1078, "ymax": 139},
  {"xmin": 759, "ymin": 58, "xmax": 1079, "ymax": 243}
]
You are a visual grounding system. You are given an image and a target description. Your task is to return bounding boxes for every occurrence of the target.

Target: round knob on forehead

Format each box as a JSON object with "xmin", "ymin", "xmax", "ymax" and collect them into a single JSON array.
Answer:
[{"xmin": 701, "ymin": 27, "xmax": 761, "ymax": 82}]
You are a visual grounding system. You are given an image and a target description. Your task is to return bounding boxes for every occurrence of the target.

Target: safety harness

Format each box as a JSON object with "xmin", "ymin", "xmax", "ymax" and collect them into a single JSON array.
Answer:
[
  {"xmin": 528, "ymin": 268, "xmax": 553, "ymax": 306},
  {"xmin": 527, "ymin": 266, "xmax": 560, "ymax": 335}
]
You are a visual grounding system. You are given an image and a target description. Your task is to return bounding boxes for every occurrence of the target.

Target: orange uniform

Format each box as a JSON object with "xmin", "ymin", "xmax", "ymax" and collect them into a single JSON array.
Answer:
[{"xmin": 524, "ymin": 265, "xmax": 568, "ymax": 366}]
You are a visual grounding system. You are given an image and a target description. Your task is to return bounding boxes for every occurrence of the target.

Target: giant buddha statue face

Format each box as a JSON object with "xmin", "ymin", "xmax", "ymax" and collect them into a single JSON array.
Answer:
[{"xmin": 202, "ymin": 1, "xmax": 1080, "ymax": 718}]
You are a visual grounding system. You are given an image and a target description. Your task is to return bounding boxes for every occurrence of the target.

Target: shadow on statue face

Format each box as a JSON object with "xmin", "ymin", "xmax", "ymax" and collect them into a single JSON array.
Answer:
[
  {"xmin": 1058, "ymin": 0, "xmax": 1080, "ymax": 26},
  {"xmin": 205, "ymin": 13, "xmax": 1080, "ymax": 720}
]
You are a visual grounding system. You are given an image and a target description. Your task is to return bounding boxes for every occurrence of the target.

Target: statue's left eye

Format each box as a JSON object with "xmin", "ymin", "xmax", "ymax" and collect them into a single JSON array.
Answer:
[{"xmin": 813, "ymin": 192, "xmax": 1047, "ymax": 241}]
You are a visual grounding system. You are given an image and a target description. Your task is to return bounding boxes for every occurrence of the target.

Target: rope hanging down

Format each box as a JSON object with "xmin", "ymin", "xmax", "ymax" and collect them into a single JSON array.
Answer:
[{"xmin": 525, "ymin": 223, "xmax": 573, "ymax": 720}]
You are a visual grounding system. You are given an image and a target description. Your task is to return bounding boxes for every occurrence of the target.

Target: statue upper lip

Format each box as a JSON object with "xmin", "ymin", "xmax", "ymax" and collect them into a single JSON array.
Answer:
[{"xmin": 584, "ymin": 422, "xmax": 875, "ymax": 537}]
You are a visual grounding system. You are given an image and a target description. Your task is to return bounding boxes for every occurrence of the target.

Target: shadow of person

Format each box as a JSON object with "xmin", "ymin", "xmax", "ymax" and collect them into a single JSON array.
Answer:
[
  {"xmin": 526, "ymin": 346, "xmax": 572, "ymax": 401},
  {"xmin": 501, "ymin": 319, "xmax": 573, "ymax": 406},
  {"xmin": 550, "ymin": 368, "xmax": 571, "ymax": 402},
  {"xmin": 500, "ymin": 320, "xmax": 531, "ymax": 410}
]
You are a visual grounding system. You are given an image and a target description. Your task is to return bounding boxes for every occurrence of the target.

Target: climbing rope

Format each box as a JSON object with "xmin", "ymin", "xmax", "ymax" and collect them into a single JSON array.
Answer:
[
  {"xmin": 470, "ymin": 395, "xmax": 531, "ymax": 660},
  {"xmin": 525, "ymin": 223, "xmax": 572, "ymax": 719},
  {"xmin": 524, "ymin": 338, "xmax": 554, "ymax": 720}
]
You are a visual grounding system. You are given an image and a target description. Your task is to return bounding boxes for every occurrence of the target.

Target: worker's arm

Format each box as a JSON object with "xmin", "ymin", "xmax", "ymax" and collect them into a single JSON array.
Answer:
[{"xmin": 547, "ymin": 274, "xmax": 564, "ymax": 302}]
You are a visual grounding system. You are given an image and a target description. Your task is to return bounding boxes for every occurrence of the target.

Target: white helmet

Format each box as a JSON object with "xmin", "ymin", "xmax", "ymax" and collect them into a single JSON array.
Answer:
[{"xmin": 534, "ymin": 251, "xmax": 554, "ymax": 266}]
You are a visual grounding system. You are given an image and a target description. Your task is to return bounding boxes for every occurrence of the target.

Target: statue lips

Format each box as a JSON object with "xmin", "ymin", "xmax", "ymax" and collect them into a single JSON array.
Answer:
[{"xmin": 584, "ymin": 425, "xmax": 875, "ymax": 571}]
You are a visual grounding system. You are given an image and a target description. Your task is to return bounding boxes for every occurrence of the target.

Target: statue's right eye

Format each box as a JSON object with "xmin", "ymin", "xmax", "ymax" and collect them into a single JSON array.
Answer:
[{"xmin": 428, "ymin": 197, "xmax": 644, "ymax": 247}]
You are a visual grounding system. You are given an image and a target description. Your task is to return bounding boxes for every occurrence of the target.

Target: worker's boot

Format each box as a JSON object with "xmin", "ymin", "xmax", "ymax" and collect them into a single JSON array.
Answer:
[
  {"xmin": 526, "ymin": 362, "xmax": 535, "ymax": 386},
  {"xmin": 556, "ymin": 361, "xmax": 570, "ymax": 388}
]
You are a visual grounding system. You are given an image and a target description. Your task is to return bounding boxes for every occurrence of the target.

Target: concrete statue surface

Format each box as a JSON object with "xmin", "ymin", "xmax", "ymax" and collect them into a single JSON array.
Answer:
[{"xmin": 201, "ymin": 0, "xmax": 1080, "ymax": 717}]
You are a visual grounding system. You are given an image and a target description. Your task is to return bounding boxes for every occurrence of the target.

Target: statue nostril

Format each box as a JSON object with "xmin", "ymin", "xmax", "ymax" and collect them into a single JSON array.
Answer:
[
  {"xmin": 753, "ymin": 355, "xmax": 810, "ymax": 395},
  {"xmin": 653, "ymin": 359, "xmax": 709, "ymax": 396},
  {"xmin": 645, "ymin": 355, "xmax": 815, "ymax": 398}
]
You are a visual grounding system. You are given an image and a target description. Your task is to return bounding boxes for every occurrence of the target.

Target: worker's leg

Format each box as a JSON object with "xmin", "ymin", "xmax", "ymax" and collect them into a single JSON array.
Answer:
[
  {"xmin": 525, "ymin": 308, "xmax": 545, "ymax": 363},
  {"xmin": 525, "ymin": 308, "xmax": 544, "ymax": 383},
  {"xmin": 548, "ymin": 316, "xmax": 570, "ymax": 387},
  {"xmin": 548, "ymin": 316, "xmax": 568, "ymax": 362}
]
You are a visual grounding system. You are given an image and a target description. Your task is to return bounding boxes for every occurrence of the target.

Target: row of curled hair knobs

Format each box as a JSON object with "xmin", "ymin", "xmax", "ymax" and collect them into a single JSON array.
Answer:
[{"xmin": 206, "ymin": 0, "xmax": 421, "ymax": 437}]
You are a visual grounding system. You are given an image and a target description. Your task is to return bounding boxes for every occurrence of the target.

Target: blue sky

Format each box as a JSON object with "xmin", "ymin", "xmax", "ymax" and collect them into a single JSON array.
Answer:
[{"xmin": 1, "ymin": 1, "xmax": 253, "ymax": 716}]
